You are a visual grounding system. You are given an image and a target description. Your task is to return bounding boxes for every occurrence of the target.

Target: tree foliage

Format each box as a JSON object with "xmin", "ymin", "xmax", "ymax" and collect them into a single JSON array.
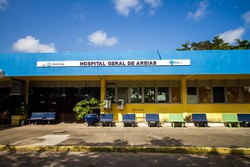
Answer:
[
  {"xmin": 73, "ymin": 97, "xmax": 102, "ymax": 120},
  {"xmin": 176, "ymin": 36, "xmax": 250, "ymax": 51}
]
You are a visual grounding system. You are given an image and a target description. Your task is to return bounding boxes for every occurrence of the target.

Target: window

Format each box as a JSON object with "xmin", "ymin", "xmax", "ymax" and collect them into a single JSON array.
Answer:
[
  {"xmin": 199, "ymin": 87, "xmax": 211, "ymax": 103},
  {"xmin": 106, "ymin": 87, "xmax": 115, "ymax": 102},
  {"xmin": 171, "ymin": 87, "xmax": 181, "ymax": 103},
  {"xmin": 144, "ymin": 87, "xmax": 155, "ymax": 103},
  {"xmin": 213, "ymin": 87, "xmax": 225, "ymax": 103},
  {"xmin": 130, "ymin": 87, "xmax": 142, "ymax": 103},
  {"xmin": 106, "ymin": 80, "xmax": 183, "ymax": 104},
  {"xmin": 157, "ymin": 87, "xmax": 169, "ymax": 103},
  {"xmin": 227, "ymin": 87, "xmax": 240, "ymax": 103},
  {"xmin": 117, "ymin": 87, "xmax": 128, "ymax": 103},
  {"xmin": 241, "ymin": 86, "xmax": 250, "ymax": 103},
  {"xmin": 187, "ymin": 87, "xmax": 198, "ymax": 103}
]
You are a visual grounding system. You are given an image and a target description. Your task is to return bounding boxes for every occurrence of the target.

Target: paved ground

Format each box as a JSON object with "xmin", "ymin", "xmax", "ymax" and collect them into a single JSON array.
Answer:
[
  {"xmin": 0, "ymin": 124, "xmax": 249, "ymax": 148},
  {"xmin": 0, "ymin": 124, "xmax": 250, "ymax": 166}
]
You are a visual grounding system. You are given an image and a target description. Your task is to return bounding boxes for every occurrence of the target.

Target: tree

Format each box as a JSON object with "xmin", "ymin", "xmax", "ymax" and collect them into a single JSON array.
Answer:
[
  {"xmin": 235, "ymin": 39, "xmax": 250, "ymax": 49},
  {"xmin": 176, "ymin": 36, "xmax": 250, "ymax": 51},
  {"xmin": 73, "ymin": 97, "xmax": 102, "ymax": 120}
]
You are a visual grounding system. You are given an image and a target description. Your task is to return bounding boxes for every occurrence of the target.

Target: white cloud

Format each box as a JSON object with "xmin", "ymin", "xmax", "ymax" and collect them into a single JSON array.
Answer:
[
  {"xmin": 113, "ymin": 0, "xmax": 141, "ymax": 16},
  {"xmin": 219, "ymin": 27, "xmax": 245, "ymax": 44},
  {"xmin": 241, "ymin": 10, "xmax": 250, "ymax": 24},
  {"xmin": 113, "ymin": 0, "xmax": 162, "ymax": 16},
  {"xmin": 144, "ymin": 0, "xmax": 162, "ymax": 16},
  {"xmin": 12, "ymin": 36, "xmax": 57, "ymax": 53},
  {"xmin": 73, "ymin": 13, "xmax": 85, "ymax": 20},
  {"xmin": 187, "ymin": 1, "xmax": 208, "ymax": 21},
  {"xmin": 88, "ymin": 30, "xmax": 118, "ymax": 47},
  {"xmin": 144, "ymin": 0, "xmax": 161, "ymax": 8},
  {"xmin": 0, "ymin": 0, "xmax": 8, "ymax": 10}
]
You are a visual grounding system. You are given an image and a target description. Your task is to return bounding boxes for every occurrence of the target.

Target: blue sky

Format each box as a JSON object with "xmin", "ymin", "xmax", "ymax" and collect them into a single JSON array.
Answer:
[{"xmin": 0, "ymin": 0, "xmax": 250, "ymax": 53}]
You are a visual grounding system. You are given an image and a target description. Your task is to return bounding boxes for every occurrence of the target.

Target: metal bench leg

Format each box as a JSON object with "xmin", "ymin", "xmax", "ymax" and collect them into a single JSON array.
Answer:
[
  {"xmin": 173, "ymin": 123, "xmax": 175, "ymax": 128},
  {"xmin": 132, "ymin": 122, "xmax": 134, "ymax": 128},
  {"xmin": 182, "ymin": 123, "xmax": 184, "ymax": 128},
  {"xmin": 237, "ymin": 123, "xmax": 240, "ymax": 128},
  {"xmin": 229, "ymin": 123, "xmax": 232, "ymax": 128}
]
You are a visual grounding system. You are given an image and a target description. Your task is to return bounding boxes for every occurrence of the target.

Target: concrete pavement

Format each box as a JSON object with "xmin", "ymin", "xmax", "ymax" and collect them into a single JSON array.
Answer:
[{"xmin": 0, "ymin": 124, "xmax": 249, "ymax": 154}]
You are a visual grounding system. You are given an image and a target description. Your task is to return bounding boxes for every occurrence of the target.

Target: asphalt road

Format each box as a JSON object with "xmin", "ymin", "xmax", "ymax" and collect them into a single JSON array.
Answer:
[{"xmin": 0, "ymin": 151, "xmax": 249, "ymax": 167}]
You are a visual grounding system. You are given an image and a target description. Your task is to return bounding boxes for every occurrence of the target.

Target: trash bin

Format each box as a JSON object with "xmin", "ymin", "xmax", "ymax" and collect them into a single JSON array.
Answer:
[{"xmin": 84, "ymin": 114, "xmax": 99, "ymax": 126}]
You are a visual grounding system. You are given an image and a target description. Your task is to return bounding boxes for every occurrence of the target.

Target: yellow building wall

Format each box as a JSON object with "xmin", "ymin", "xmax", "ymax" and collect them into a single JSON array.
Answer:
[
  {"xmin": 7, "ymin": 74, "xmax": 250, "ymax": 123},
  {"xmin": 103, "ymin": 103, "xmax": 250, "ymax": 123},
  {"xmin": 101, "ymin": 74, "xmax": 250, "ymax": 123}
]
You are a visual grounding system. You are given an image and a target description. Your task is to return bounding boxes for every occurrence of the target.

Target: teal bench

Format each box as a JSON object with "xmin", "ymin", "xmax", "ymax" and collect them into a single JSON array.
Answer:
[
  {"xmin": 222, "ymin": 113, "xmax": 240, "ymax": 128},
  {"xmin": 169, "ymin": 114, "xmax": 185, "ymax": 128}
]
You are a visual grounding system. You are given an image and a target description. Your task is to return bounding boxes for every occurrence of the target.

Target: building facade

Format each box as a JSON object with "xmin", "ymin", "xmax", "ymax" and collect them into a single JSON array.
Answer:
[{"xmin": 0, "ymin": 50, "xmax": 250, "ymax": 123}]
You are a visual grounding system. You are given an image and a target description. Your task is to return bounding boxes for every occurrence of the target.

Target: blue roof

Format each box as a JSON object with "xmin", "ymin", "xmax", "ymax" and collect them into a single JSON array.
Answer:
[{"xmin": 0, "ymin": 50, "xmax": 250, "ymax": 76}]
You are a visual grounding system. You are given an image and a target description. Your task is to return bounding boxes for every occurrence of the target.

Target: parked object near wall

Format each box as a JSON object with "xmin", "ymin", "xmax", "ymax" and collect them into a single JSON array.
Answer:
[
  {"xmin": 84, "ymin": 113, "xmax": 99, "ymax": 126},
  {"xmin": 73, "ymin": 97, "xmax": 103, "ymax": 125},
  {"xmin": 0, "ymin": 110, "xmax": 10, "ymax": 124},
  {"xmin": 11, "ymin": 102, "xmax": 29, "ymax": 126}
]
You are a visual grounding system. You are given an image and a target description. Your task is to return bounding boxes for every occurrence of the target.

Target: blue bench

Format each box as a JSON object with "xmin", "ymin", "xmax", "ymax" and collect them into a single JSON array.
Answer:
[
  {"xmin": 100, "ymin": 114, "xmax": 114, "ymax": 127},
  {"xmin": 146, "ymin": 114, "xmax": 160, "ymax": 127},
  {"xmin": 28, "ymin": 112, "xmax": 56, "ymax": 125},
  {"xmin": 237, "ymin": 114, "xmax": 250, "ymax": 127},
  {"xmin": 27, "ymin": 112, "xmax": 45, "ymax": 124},
  {"xmin": 192, "ymin": 114, "xmax": 208, "ymax": 127},
  {"xmin": 122, "ymin": 114, "xmax": 135, "ymax": 127},
  {"xmin": 43, "ymin": 112, "xmax": 56, "ymax": 124}
]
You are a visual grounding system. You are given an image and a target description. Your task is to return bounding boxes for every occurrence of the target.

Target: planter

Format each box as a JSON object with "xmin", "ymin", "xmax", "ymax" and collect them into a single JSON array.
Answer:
[
  {"xmin": 11, "ymin": 115, "xmax": 26, "ymax": 126},
  {"xmin": 84, "ymin": 114, "xmax": 99, "ymax": 126}
]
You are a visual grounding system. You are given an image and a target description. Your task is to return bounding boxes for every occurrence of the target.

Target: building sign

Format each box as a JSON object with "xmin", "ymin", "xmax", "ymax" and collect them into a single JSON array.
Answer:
[{"xmin": 37, "ymin": 59, "xmax": 190, "ymax": 67}]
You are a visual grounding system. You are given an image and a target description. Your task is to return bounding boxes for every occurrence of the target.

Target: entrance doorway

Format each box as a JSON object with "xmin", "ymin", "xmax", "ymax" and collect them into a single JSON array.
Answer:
[{"xmin": 29, "ymin": 87, "xmax": 100, "ymax": 123}]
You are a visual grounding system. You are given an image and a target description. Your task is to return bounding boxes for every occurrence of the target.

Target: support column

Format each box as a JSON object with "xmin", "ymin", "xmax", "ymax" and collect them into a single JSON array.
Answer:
[
  {"xmin": 181, "ymin": 78, "xmax": 187, "ymax": 113},
  {"xmin": 100, "ymin": 78, "xmax": 105, "ymax": 114},
  {"xmin": 25, "ymin": 78, "xmax": 29, "ymax": 105}
]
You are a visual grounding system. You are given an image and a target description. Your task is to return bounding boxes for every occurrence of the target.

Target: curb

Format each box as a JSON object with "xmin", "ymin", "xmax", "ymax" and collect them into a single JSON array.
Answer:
[{"xmin": 0, "ymin": 145, "xmax": 249, "ymax": 155}]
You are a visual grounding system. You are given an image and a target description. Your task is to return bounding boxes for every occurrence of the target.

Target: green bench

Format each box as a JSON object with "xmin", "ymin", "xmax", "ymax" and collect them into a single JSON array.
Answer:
[
  {"xmin": 169, "ymin": 114, "xmax": 185, "ymax": 128},
  {"xmin": 222, "ymin": 113, "xmax": 240, "ymax": 128}
]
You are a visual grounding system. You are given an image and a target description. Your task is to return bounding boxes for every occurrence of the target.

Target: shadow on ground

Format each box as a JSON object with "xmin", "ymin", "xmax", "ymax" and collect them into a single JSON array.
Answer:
[
  {"xmin": 57, "ymin": 136, "xmax": 185, "ymax": 147},
  {"xmin": 0, "ymin": 151, "xmax": 250, "ymax": 167}
]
